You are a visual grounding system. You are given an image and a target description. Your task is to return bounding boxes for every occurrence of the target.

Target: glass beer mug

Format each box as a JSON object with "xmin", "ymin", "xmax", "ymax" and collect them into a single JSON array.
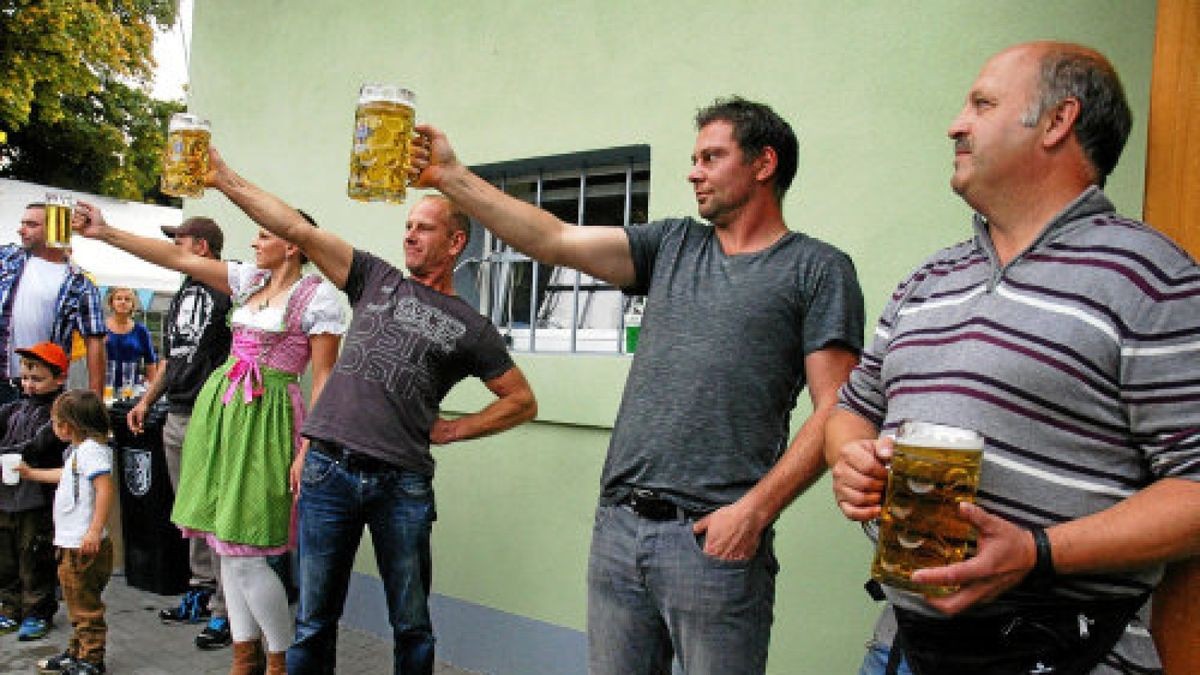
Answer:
[
  {"xmin": 44, "ymin": 193, "xmax": 74, "ymax": 249},
  {"xmin": 161, "ymin": 113, "xmax": 211, "ymax": 198},
  {"xmin": 103, "ymin": 361, "xmax": 116, "ymax": 406},
  {"xmin": 871, "ymin": 421, "xmax": 984, "ymax": 596},
  {"xmin": 347, "ymin": 84, "xmax": 416, "ymax": 204},
  {"xmin": 120, "ymin": 361, "xmax": 138, "ymax": 400}
]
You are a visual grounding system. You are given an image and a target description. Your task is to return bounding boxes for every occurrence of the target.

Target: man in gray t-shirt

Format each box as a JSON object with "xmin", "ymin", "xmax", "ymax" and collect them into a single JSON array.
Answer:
[
  {"xmin": 196, "ymin": 149, "xmax": 538, "ymax": 675},
  {"xmin": 414, "ymin": 97, "xmax": 865, "ymax": 674}
]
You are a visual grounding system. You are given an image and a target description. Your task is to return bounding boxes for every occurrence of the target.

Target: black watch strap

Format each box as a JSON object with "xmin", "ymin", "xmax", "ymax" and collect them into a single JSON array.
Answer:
[{"xmin": 1028, "ymin": 526, "xmax": 1056, "ymax": 587}]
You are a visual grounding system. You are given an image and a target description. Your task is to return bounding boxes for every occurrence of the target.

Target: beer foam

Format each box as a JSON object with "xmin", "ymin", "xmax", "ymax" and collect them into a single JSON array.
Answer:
[{"xmin": 896, "ymin": 421, "xmax": 983, "ymax": 450}]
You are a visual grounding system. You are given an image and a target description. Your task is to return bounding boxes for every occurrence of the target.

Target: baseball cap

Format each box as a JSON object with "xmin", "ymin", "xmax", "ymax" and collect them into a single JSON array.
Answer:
[
  {"xmin": 15, "ymin": 342, "xmax": 69, "ymax": 375},
  {"xmin": 161, "ymin": 216, "xmax": 224, "ymax": 257}
]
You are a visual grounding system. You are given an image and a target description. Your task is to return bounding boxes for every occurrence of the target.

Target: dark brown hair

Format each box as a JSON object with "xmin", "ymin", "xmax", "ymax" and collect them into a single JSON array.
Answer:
[{"xmin": 53, "ymin": 390, "xmax": 111, "ymax": 442}]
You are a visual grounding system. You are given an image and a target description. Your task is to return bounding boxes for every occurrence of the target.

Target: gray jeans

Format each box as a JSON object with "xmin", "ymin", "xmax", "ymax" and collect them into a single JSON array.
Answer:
[
  {"xmin": 587, "ymin": 503, "xmax": 778, "ymax": 675},
  {"xmin": 163, "ymin": 411, "xmax": 224, "ymax": 615}
]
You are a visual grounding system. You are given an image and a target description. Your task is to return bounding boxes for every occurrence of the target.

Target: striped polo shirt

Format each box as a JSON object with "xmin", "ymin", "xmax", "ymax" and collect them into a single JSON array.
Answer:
[{"xmin": 839, "ymin": 187, "xmax": 1200, "ymax": 670}]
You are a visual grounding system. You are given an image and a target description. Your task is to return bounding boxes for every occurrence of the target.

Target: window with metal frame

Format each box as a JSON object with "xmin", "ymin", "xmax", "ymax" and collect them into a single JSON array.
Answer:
[{"xmin": 455, "ymin": 146, "xmax": 650, "ymax": 354}]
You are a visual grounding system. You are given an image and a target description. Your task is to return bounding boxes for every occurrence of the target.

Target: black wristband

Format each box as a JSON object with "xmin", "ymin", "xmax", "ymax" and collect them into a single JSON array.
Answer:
[{"xmin": 1028, "ymin": 526, "xmax": 1056, "ymax": 587}]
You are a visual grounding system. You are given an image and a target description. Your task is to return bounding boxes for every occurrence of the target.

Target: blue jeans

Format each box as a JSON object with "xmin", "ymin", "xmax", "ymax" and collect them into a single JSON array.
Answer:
[
  {"xmin": 287, "ymin": 447, "xmax": 436, "ymax": 675},
  {"xmin": 587, "ymin": 504, "xmax": 778, "ymax": 675},
  {"xmin": 858, "ymin": 641, "xmax": 913, "ymax": 675}
]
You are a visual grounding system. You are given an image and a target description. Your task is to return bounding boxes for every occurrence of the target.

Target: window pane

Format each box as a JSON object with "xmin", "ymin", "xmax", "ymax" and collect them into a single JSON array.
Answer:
[{"xmin": 467, "ymin": 146, "xmax": 650, "ymax": 353}]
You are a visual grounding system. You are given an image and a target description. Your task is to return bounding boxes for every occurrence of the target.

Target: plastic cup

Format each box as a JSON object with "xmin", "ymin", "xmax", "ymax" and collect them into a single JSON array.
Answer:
[{"xmin": 1, "ymin": 453, "xmax": 20, "ymax": 485}]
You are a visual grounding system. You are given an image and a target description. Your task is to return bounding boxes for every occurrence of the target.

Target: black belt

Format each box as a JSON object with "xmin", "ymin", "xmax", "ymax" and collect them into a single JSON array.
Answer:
[
  {"xmin": 619, "ymin": 488, "xmax": 705, "ymax": 521},
  {"xmin": 311, "ymin": 441, "xmax": 398, "ymax": 474}
]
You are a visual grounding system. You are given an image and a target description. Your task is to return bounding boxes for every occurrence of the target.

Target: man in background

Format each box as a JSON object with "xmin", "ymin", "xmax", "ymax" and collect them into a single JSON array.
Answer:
[
  {"xmin": 126, "ymin": 217, "xmax": 234, "ymax": 651},
  {"xmin": 0, "ymin": 204, "xmax": 105, "ymax": 404}
]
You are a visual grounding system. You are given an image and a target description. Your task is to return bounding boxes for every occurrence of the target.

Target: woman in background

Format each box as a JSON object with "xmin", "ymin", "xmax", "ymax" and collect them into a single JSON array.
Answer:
[{"xmin": 103, "ymin": 287, "xmax": 159, "ymax": 390}]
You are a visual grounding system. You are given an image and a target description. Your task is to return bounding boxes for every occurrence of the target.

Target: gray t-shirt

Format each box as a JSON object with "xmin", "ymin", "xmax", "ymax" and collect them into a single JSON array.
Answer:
[
  {"xmin": 601, "ymin": 217, "xmax": 865, "ymax": 511},
  {"xmin": 302, "ymin": 250, "xmax": 515, "ymax": 475}
]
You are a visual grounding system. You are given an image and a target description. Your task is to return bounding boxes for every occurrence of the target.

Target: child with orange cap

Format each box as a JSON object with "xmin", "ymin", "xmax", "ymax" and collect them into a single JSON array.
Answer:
[{"xmin": 0, "ymin": 341, "xmax": 69, "ymax": 641}]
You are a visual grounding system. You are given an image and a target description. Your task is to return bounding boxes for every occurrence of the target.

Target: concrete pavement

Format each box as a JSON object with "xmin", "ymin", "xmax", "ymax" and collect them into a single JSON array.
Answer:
[{"xmin": 0, "ymin": 573, "xmax": 477, "ymax": 674}]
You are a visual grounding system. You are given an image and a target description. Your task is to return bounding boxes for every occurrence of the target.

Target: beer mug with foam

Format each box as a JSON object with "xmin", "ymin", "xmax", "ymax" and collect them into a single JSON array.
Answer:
[
  {"xmin": 44, "ymin": 193, "xmax": 73, "ymax": 249},
  {"xmin": 347, "ymin": 84, "xmax": 416, "ymax": 204},
  {"xmin": 161, "ymin": 113, "xmax": 211, "ymax": 198},
  {"xmin": 871, "ymin": 420, "xmax": 984, "ymax": 596}
]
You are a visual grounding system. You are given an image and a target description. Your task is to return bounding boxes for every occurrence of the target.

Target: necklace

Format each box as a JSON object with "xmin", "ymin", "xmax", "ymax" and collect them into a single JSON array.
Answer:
[{"xmin": 255, "ymin": 284, "xmax": 291, "ymax": 311}]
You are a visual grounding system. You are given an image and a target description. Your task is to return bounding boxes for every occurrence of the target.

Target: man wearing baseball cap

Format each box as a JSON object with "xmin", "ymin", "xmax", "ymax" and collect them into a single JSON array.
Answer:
[
  {"xmin": 0, "ymin": 341, "xmax": 69, "ymax": 641},
  {"xmin": 128, "ymin": 216, "xmax": 235, "ymax": 649},
  {"xmin": 0, "ymin": 204, "xmax": 106, "ymax": 405},
  {"xmin": 160, "ymin": 217, "xmax": 225, "ymax": 259}
]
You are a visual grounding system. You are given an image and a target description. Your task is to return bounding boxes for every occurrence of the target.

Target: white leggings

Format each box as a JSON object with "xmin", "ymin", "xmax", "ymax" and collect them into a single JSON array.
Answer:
[{"xmin": 220, "ymin": 555, "xmax": 293, "ymax": 653}]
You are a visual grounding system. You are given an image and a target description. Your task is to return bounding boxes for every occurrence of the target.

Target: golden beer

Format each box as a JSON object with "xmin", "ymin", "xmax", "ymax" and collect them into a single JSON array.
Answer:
[
  {"xmin": 347, "ymin": 84, "xmax": 416, "ymax": 204},
  {"xmin": 871, "ymin": 421, "xmax": 984, "ymax": 596},
  {"xmin": 44, "ymin": 194, "xmax": 72, "ymax": 249},
  {"xmin": 161, "ymin": 113, "xmax": 211, "ymax": 198},
  {"xmin": 104, "ymin": 362, "xmax": 116, "ymax": 406},
  {"xmin": 120, "ymin": 362, "xmax": 137, "ymax": 400}
]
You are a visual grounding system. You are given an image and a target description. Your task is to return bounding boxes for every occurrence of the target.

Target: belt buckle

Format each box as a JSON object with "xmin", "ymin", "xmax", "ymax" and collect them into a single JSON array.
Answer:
[
  {"xmin": 342, "ymin": 449, "xmax": 368, "ymax": 471},
  {"xmin": 629, "ymin": 488, "xmax": 675, "ymax": 520}
]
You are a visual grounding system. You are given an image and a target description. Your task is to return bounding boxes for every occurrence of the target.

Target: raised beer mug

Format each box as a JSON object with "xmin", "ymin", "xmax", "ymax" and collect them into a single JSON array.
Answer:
[
  {"xmin": 161, "ymin": 113, "xmax": 211, "ymax": 198},
  {"xmin": 347, "ymin": 84, "xmax": 416, "ymax": 204},
  {"xmin": 44, "ymin": 192, "xmax": 74, "ymax": 249},
  {"xmin": 870, "ymin": 420, "xmax": 984, "ymax": 596}
]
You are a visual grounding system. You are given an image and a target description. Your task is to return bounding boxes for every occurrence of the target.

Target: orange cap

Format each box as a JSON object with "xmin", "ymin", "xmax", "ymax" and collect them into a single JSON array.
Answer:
[{"xmin": 15, "ymin": 341, "xmax": 69, "ymax": 375}]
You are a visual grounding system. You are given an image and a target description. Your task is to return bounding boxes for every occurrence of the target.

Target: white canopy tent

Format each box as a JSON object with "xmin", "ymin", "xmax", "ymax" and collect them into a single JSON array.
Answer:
[{"xmin": 0, "ymin": 178, "xmax": 183, "ymax": 294}]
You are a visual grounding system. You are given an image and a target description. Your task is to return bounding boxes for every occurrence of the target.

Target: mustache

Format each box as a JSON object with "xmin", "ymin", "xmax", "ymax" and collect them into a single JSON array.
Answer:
[{"xmin": 953, "ymin": 137, "xmax": 972, "ymax": 153}]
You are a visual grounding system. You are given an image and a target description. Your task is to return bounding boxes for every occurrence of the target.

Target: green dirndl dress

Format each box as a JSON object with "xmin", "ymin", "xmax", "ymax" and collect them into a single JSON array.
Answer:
[{"xmin": 170, "ymin": 275, "xmax": 322, "ymax": 552}]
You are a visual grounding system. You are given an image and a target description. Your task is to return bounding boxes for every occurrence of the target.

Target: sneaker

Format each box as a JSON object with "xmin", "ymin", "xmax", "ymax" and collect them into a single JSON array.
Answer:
[
  {"xmin": 195, "ymin": 615, "xmax": 231, "ymax": 650},
  {"xmin": 159, "ymin": 588, "xmax": 212, "ymax": 624},
  {"xmin": 0, "ymin": 614, "xmax": 17, "ymax": 634},
  {"xmin": 37, "ymin": 649, "xmax": 76, "ymax": 673},
  {"xmin": 61, "ymin": 660, "xmax": 105, "ymax": 674},
  {"xmin": 17, "ymin": 616, "xmax": 50, "ymax": 641}
]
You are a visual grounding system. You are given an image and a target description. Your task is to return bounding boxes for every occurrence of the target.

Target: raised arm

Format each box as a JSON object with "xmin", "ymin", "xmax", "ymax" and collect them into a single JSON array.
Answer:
[
  {"xmin": 693, "ymin": 346, "xmax": 860, "ymax": 561},
  {"xmin": 411, "ymin": 125, "xmax": 637, "ymax": 288},
  {"xmin": 207, "ymin": 147, "xmax": 354, "ymax": 289},
  {"xmin": 429, "ymin": 366, "xmax": 537, "ymax": 445},
  {"xmin": 72, "ymin": 201, "xmax": 231, "ymax": 294}
]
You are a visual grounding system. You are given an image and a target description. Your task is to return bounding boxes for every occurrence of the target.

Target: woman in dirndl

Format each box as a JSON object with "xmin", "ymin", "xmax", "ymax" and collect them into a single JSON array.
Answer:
[{"xmin": 70, "ymin": 205, "xmax": 345, "ymax": 675}]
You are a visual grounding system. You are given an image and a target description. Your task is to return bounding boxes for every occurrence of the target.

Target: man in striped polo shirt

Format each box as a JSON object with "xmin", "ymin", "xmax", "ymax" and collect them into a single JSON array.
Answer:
[{"xmin": 827, "ymin": 42, "xmax": 1200, "ymax": 674}]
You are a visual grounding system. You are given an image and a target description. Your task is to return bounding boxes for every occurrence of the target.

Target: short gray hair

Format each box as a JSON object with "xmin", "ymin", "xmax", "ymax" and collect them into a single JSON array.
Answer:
[{"xmin": 1019, "ymin": 45, "xmax": 1132, "ymax": 186}]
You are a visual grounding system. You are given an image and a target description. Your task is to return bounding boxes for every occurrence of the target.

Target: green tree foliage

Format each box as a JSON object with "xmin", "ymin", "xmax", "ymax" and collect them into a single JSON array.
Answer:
[{"xmin": 0, "ymin": 0, "xmax": 183, "ymax": 203}]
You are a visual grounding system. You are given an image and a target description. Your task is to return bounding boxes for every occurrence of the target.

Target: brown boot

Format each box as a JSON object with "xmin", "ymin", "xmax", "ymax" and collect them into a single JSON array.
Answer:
[
  {"xmin": 265, "ymin": 651, "xmax": 286, "ymax": 675},
  {"xmin": 230, "ymin": 640, "xmax": 265, "ymax": 675}
]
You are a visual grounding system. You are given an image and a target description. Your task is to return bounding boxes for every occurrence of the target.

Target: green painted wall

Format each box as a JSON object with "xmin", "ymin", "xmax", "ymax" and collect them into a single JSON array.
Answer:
[{"xmin": 187, "ymin": 2, "xmax": 1156, "ymax": 672}]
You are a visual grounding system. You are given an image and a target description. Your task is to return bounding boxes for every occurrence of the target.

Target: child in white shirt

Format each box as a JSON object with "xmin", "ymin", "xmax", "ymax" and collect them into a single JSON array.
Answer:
[{"xmin": 20, "ymin": 389, "xmax": 114, "ymax": 674}]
